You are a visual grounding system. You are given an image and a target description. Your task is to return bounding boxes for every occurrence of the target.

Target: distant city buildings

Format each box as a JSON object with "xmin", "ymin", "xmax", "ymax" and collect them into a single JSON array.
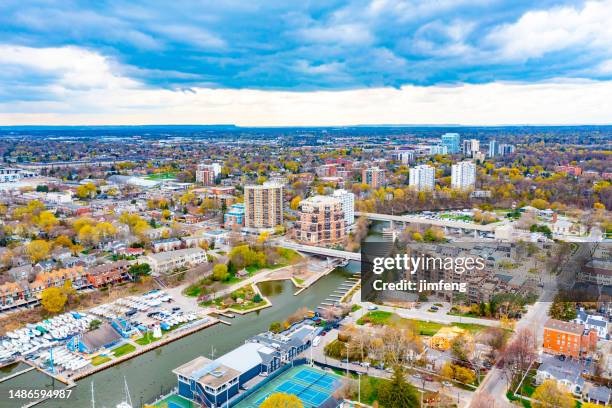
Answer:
[
  {"xmin": 196, "ymin": 163, "xmax": 222, "ymax": 185},
  {"xmin": 389, "ymin": 150, "xmax": 414, "ymax": 164},
  {"xmin": 295, "ymin": 195, "xmax": 346, "ymax": 245},
  {"xmin": 555, "ymin": 165, "xmax": 582, "ymax": 176},
  {"xmin": 244, "ymin": 182, "xmax": 284, "ymax": 230},
  {"xmin": 409, "ymin": 165, "xmax": 435, "ymax": 191},
  {"xmin": 499, "ymin": 143, "xmax": 515, "ymax": 156},
  {"xmin": 429, "ymin": 145, "xmax": 448, "ymax": 155},
  {"xmin": 462, "ymin": 139, "xmax": 480, "ymax": 157},
  {"xmin": 0, "ymin": 167, "xmax": 37, "ymax": 183},
  {"xmin": 488, "ymin": 140, "xmax": 498, "ymax": 157},
  {"xmin": 332, "ymin": 189, "xmax": 355, "ymax": 226},
  {"xmin": 441, "ymin": 133, "xmax": 460, "ymax": 154},
  {"xmin": 362, "ymin": 166, "xmax": 385, "ymax": 188},
  {"xmin": 451, "ymin": 160, "xmax": 476, "ymax": 190}
]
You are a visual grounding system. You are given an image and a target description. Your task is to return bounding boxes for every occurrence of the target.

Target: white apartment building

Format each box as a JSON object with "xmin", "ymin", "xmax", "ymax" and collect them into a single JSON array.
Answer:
[
  {"xmin": 462, "ymin": 139, "xmax": 480, "ymax": 157},
  {"xmin": 451, "ymin": 161, "xmax": 476, "ymax": 190},
  {"xmin": 143, "ymin": 247, "xmax": 207, "ymax": 275},
  {"xmin": 409, "ymin": 165, "xmax": 435, "ymax": 191},
  {"xmin": 332, "ymin": 189, "xmax": 355, "ymax": 226},
  {"xmin": 0, "ymin": 168, "xmax": 37, "ymax": 183}
]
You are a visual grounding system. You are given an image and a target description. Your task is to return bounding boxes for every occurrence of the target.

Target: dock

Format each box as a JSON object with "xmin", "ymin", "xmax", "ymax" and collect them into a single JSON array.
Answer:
[{"xmin": 0, "ymin": 365, "xmax": 35, "ymax": 384}]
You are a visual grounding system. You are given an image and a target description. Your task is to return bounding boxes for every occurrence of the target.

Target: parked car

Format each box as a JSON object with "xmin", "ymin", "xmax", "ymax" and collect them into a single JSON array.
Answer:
[{"xmin": 367, "ymin": 305, "xmax": 378, "ymax": 311}]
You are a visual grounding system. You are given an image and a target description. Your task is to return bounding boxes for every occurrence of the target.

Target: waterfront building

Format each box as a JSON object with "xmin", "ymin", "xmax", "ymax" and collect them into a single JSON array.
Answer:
[
  {"xmin": 441, "ymin": 133, "xmax": 460, "ymax": 154},
  {"xmin": 409, "ymin": 165, "xmax": 435, "ymax": 191},
  {"xmin": 87, "ymin": 261, "xmax": 132, "ymax": 288},
  {"xmin": 174, "ymin": 322, "xmax": 318, "ymax": 406},
  {"xmin": 451, "ymin": 160, "xmax": 476, "ymax": 190},
  {"xmin": 295, "ymin": 195, "xmax": 346, "ymax": 245},
  {"xmin": 332, "ymin": 189, "xmax": 355, "ymax": 226},
  {"xmin": 244, "ymin": 182, "xmax": 283, "ymax": 230},
  {"xmin": 362, "ymin": 166, "xmax": 385, "ymax": 188}
]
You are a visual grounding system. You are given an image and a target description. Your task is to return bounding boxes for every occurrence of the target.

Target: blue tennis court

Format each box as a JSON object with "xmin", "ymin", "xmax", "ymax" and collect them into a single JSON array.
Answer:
[{"xmin": 235, "ymin": 365, "xmax": 342, "ymax": 408}]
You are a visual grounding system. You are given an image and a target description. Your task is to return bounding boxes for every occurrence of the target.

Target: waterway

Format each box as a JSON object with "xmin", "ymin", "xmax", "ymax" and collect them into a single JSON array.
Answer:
[{"xmin": 0, "ymin": 264, "xmax": 359, "ymax": 408}]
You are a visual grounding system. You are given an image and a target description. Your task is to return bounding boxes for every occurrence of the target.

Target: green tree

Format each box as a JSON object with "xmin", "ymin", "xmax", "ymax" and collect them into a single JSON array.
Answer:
[
  {"xmin": 269, "ymin": 321, "xmax": 282, "ymax": 333},
  {"xmin": 212, "ymin": 263, "xmax": 229, "ymax": 281},
  {"xmin": 89, "ymin": 319, "xmax": 102, "ymax": 330},
  {"xmin": 129, "ymin": 263, "xmax": 152, "ymax": 277},
  {"xmin": 378, "ymin": 366, "xmax": 420, "ymax": 408}
]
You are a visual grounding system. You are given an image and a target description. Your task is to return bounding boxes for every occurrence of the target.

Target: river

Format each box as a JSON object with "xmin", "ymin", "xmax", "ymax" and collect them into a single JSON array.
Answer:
[{"xmin": 0, "ymin": 264, "xmax": 358, "ymax": 408}]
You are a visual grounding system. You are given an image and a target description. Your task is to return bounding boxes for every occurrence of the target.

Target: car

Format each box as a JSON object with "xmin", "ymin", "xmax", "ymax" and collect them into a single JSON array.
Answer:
[
  {"xmin": 367, "ymin": 305, "xmax": 378, "ymax": 311},
  {"xmin": 430, "ymin": 306, "xmax": 439, "ymax": 311},
  {"xmin": 442, "ymin": 381, "xmax": 453, "ymax": 387},
  {"xmin": 424, "ymin": 375, "xmax": 434, "ymax": 381},
  {"xmin": 413, "ymin": 373, "xmax": 422, "ymax": 379},
  {"xmin": 320, "ymin": 331, "xmax": 327, "ymax": 336}
]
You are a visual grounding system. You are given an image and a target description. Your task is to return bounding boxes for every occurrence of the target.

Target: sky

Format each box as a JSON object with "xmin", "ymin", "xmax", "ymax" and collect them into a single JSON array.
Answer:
[{"xmin": 1, "ymin": 0, "xmax": 612, "ymax": 126}]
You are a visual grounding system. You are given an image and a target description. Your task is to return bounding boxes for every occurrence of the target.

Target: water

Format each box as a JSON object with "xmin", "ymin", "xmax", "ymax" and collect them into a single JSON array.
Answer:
[{"xmin": 0, "ymin": 266, "xmax": 357, "ymax": 408}]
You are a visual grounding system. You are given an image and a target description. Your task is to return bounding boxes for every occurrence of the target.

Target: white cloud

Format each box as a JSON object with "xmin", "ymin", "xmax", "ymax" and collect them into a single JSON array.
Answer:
[
  {"xmin": 486, "ymin": 0, "xmax": 612, "ymax": 61},
  {"xmin": 1, "ymin": 44, "xmax": 611, "ymax": 125},
  {"xmin": 297, "ymin": 23, "xmax": 374, "ymax": 45}
]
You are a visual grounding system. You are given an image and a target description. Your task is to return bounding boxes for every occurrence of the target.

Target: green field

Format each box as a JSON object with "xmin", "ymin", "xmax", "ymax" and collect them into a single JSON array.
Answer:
[
  {"xmin": 356, "ymin": 311, "xmax": 486, "ymax": 336},
  {"xmin": 135, "ymin": 332, "xmax": 160, "ymax": 346},
  {"xmin": 91, "ymin": 355, "xmax": 111, "ymax": 366},
  {"xmin": 146, "ymin": 172, "xmax": 177, "ymax": 180},
  {"xmin": 112, "ymin": 343, "xmax": 136, "ymax": 357}
]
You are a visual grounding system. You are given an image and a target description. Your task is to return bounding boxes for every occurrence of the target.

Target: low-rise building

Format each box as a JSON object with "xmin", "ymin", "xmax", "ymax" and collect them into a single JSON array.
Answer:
[
  {"xmin": 224, "ymin": 203, "xmax": 245, "ymax": 229},
  {"xmin": 87, "ymin": 261, "xmax": 132, "ymax": 288},
  {"xmin": 543, "ymin": 319, "xmax": 598, "ymax": 359},
  {"xmin": 143, "ymin": 248, "xmax": 207, "ymax": 275}
]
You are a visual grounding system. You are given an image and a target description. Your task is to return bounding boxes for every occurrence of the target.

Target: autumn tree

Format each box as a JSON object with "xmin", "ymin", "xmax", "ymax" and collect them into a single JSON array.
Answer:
[
  {"xmin": 41, "ymin": 287, "xmax": 68, "ymax": 313},
  {"xmin": 260, "ymin": 393, "xmax": 303, "ymax": 408},
  {"xmin": 212, "ymin": 263, "xmax": 229, "ymax": 281},
  {"xmin": 531, "ymin": 380, "xmax": 574, "ymax": 408},
  {"xmin": 26, "ymin": 239, "xmax": 50, "ymax": 263}
]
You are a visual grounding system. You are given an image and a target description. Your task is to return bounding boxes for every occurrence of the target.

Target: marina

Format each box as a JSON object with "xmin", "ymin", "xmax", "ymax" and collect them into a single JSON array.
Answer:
[{"xmin": 0, "ymin": 265, "xmax": 356, "ymax": 407}]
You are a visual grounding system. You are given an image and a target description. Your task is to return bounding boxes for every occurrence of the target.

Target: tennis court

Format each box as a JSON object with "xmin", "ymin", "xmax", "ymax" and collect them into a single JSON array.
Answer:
[{"xmin": 234, "ymin": 365, "xmax": 342, "ymax": 408}]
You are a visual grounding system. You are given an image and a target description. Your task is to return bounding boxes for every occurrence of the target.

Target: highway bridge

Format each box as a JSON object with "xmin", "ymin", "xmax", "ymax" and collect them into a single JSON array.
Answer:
[
  {"xmin": 355, "ymin": 211, "xmax": 502, "ymax": 235},
  {"xmin": 274, "ymin": 239, "xmax": 361, "ymax": 261}
]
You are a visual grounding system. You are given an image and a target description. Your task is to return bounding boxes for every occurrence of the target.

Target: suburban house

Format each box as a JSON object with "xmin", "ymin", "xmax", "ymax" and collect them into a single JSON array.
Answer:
[
  {"xmin": 87, "ymin": 260, "xmax": 132, "ymax": 288},
  {"xmin": 174, "ymin": 322, "xmax": 318, "ymax": 406},
  {"xmin": 143, "ymin": 247, "xmax": 207, "ymax": 275},
  {"xmin": 535, "ymin": 354, "xmax": 586, "ymax": 396},
  {"xmin": 574, "ymin": 309, "xmax": 610, "ymax": 339},
  {"xmin": 151, "ymin": 238, "xmax": 182, "ymax": 253},
  {"xmin": 543, "ymin": 319, "xmax": 598, "ymax": 359}
]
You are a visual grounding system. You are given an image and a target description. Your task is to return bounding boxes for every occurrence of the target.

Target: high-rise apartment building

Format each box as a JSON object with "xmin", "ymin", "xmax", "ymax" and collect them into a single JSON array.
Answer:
[
  {"xmin": 362, "ymin": 166, "xmax": 385, "ymax": 188},
  {"xmin": 488, "ymin": 140, "xmax": 498, "ymax": 157},
  {"xmin": 462, "ymin": 139, "xmax": 480, "ymax": 157},
  {"xmin": 244, "ymin": 182, "xmax": 283, "ymax": 229},
  {"xmin": 441, "ymin": 133, "xmax": 460, "ymax": 154},
  {"xmin": 196, "ymin": 163, "xmax": 222, "ymax": 185},
  {"xmin": 429, "ymin": 145, "xmax": 448, "ymax": 155},
  {"xmin": 409, "ymin": 165, "xmax": 435, "ymax": 191},
  {"xmin": 451, "ymin": 161, "xmax": 476, "ymax": 190},
  {"xmin": 332, "ymin": 189, "xmax": 355, "ymax": 226},
  {"xmin": 499, "ymin": 144, "xmax": 515, "ymax": 156},
  {"xmin": 295, "ymin": 196, "xmax": 346, "ymax": 245}
]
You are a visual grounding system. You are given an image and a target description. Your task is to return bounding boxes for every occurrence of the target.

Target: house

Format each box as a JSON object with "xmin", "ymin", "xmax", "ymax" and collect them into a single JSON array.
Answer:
[
  {"xmin": 543, "ymin": 319, "xmax": 598, "ymax": 359},
  {"xmin": 87, "ymin": 260, "xmax": 132, "ymax": 288},
  {"xmin": 574, "ymin": 309, "xmax": 609, "ymax": 339},
  {"xmin": 174, "ymin": 321, "xmax": 318, "ymax": 406},
  {"xmin": 582, "ymin": 384, "xmax": 611, "ymax": 406},
  {"xmin": 535, "ymin": 354, "xmax": 587, "ymax": 396},
  {"xmin": 151, "ymin": 238, "xmax": 182, "ymax": 253},
  {"xmin": 143, "ymin": 248, "xmax": 207, "ymax": 275}
]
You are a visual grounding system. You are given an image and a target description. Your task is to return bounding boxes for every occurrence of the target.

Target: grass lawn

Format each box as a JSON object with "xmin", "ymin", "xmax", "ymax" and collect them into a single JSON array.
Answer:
[
  {"xmin": 356, "ymin": 311, "xmax": 486, "ymax": 336},
  {"xmin": 183, "ymin": 284, "xmax": 202, "ymax": 297},
  {"xmin": 351, "ymin": 304, "xmax": 362, "ymax": 312},
  {"xmin": 293, "ymin": 277, "xmax": 305, "ymax": 285},
  {"xmin": 135, "ymin": 332, "xmax": 159, "ymax": 346},
  {"xmin": 112, "ymin": 343, "xmax": 136, "ymax": 357},
  {"xmin": 146, "ymin": 172, "xmax": 176, "ymax": 180},
  {"xmin": 229, "ymin": 299, "xmax": 268, "ymax": 311},
  {"xmin": 91, "ymin": 355, "xmax": 111, "ymax": 366}
]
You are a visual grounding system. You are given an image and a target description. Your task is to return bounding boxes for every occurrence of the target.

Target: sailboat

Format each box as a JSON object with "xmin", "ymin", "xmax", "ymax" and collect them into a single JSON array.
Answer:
[{"xmin": 116, "ymin": 377, "xmax": 133, "ymax": 408}]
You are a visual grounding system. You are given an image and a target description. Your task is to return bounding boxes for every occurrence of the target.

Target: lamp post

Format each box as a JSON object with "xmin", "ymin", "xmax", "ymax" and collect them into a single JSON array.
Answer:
[{"xmin": 357, "ymin": 372, "xmax": 362, "ymax": 404}]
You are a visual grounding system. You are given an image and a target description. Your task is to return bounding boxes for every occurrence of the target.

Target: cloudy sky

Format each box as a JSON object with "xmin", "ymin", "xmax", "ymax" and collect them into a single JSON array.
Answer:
[{"xmin": 1, "ymin": 0, "xmax": 611, "ymax": 126}]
